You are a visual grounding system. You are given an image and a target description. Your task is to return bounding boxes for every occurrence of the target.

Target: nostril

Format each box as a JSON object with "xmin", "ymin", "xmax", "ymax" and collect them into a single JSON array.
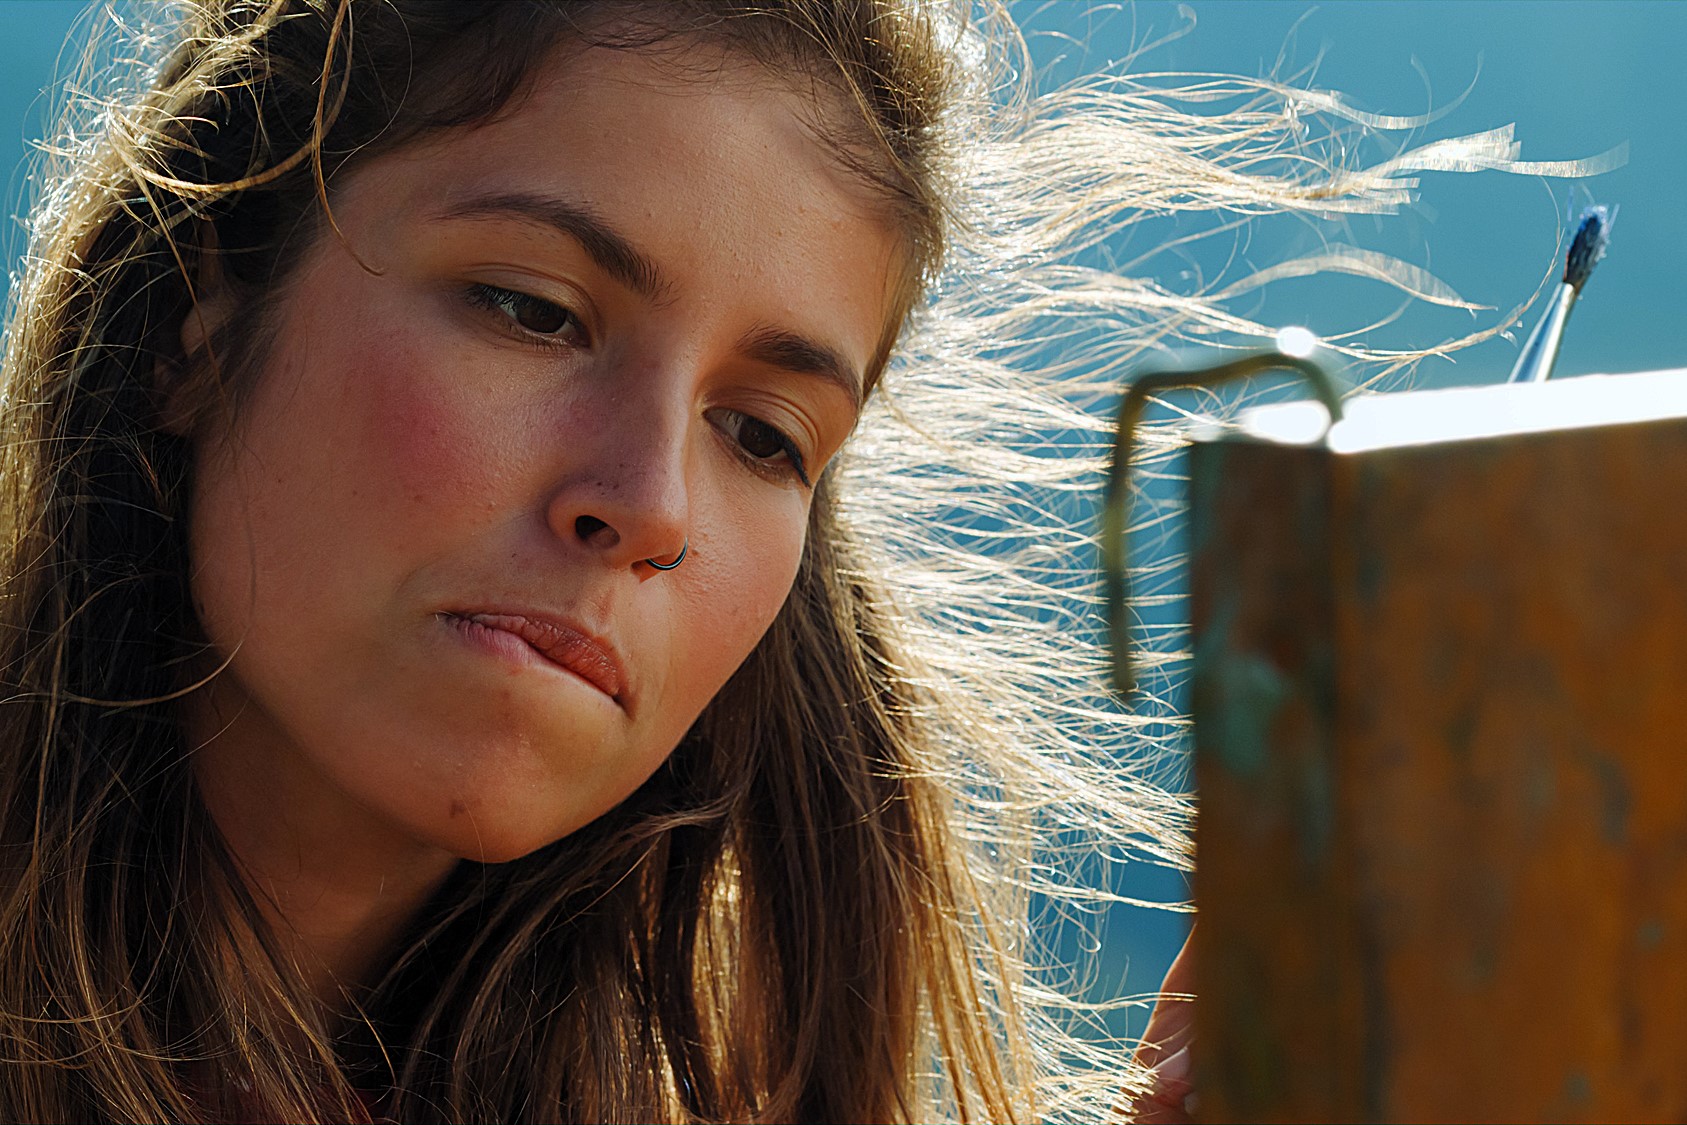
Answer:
[{"xmin": 574, "ymin": 514, "xmax": 619, "ymax": 548}]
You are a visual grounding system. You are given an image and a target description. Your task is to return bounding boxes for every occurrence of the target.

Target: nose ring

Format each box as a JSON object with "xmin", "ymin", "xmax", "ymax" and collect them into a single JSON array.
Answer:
[{"xmin": 646, "ymin": 539, "xmax": 687, "ymax": 571}]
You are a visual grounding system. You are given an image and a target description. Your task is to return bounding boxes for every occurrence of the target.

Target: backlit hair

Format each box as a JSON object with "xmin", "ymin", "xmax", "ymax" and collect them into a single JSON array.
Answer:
[{"xmin": 0, "ymin": 2, "xmax": 1599, "ymax": 1121}]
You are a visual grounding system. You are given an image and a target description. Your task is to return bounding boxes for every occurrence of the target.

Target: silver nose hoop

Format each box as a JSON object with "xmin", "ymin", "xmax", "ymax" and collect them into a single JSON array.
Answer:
[{"xmin": 646, "ymin": 540, "xmax": 688, "ymax": 571}]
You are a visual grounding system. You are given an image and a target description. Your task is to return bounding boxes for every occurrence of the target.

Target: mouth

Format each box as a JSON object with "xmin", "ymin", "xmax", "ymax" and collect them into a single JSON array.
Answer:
[{"xmin": 443, "ymin": 611, "xmax": 626, "ymax": 704}]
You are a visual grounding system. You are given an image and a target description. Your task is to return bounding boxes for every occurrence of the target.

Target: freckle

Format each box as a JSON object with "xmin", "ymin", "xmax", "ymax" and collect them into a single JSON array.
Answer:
[{"xmin": 450, "ymin": 799, "xmax": 467, "ymax": 818}]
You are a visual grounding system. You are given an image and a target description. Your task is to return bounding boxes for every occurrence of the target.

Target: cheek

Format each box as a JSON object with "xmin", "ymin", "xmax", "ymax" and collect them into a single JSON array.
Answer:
[
  {"xmin": 342, "ymin": 324, "xmax": 530, "ymax": 529},
  {"xmin": 189, "ymin": 310, "xmax": 525, "ymax": 646},
  {"xmin": 666, "ymin": 496, "xmax": 807, "ymax": 714}
]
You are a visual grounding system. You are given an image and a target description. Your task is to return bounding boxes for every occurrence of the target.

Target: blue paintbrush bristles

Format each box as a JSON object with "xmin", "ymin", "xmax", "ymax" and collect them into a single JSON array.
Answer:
[
  {"xmin": 1563, "ymin": 205, "xmax": 1611, "ymax": 292},
  {"xmin": 1508, "ymin": 203, "xmax": 1615, "ymax": 383}
]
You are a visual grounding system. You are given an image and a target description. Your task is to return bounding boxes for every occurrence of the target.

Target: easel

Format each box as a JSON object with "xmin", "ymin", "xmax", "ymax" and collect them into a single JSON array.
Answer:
[{"xmin": 1112, "ymin": 364, "xmax": 1687, "ymax": 1123}]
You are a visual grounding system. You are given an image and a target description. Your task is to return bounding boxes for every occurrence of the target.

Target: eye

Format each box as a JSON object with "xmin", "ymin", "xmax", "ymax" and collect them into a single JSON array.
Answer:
[
  {"xmin": 467, "ymin": 283, "xmax": 587, "ymax": 344},
  {"xmin": 708, "ymin": 408, "xmax": 812, "ymax": 488}
]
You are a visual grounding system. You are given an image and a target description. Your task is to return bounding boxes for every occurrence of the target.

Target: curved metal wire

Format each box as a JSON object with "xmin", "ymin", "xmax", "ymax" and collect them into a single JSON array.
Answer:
[{"xmin": 1103, "ymin": 351, "xmax": 1347, "ymax": 695}]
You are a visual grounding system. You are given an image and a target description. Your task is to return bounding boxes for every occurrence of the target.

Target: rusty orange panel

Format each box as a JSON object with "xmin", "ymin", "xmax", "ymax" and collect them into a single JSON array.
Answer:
[{"xmin": 1191, "ymin": 395, "xmax": 1687, "ymax": 1124}]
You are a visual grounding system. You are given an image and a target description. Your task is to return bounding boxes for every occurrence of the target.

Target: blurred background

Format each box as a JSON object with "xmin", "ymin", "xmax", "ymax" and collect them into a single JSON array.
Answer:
[{"xmin": 3, "ymin": 0, "xmax": 1681, "ymax": 1044}]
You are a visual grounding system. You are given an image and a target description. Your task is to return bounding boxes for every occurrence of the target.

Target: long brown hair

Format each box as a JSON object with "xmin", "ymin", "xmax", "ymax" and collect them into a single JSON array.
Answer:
[
  {"xmin": 1, "ymin": 1, "xmax": 1592, "ymax": 1121},
  {"xmin": 0, "ymin": 2, "xmax": 1036, "ymax": 1121}
]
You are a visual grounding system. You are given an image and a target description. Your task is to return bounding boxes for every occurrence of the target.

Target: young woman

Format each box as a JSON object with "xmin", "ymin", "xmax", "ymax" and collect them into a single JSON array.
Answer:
[{"xmin": 0, "ymin": 1, "xmax": 1550, "ymax": 1121}]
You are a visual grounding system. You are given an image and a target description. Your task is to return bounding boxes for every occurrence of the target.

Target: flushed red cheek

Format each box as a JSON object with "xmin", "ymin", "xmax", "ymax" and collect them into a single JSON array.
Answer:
[{"xmin": 338, "ymin": 329, "xmax": 526, "ymax": 531}]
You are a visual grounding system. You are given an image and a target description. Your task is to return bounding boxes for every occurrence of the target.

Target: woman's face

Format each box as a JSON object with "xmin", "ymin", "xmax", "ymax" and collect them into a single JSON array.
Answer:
[{"xmin": 186, "ymin": 45, "xmax": 899, "ymax": 864}]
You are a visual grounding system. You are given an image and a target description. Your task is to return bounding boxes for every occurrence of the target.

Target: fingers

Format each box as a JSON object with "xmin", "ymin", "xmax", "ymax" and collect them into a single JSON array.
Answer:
[
  {"xmin": 1134, "ymin": 926, "xmax": 1196, "ymax": 1068},
  {"xmin": 1127, "ymin": 926, "xmax": 1198, "ymax": 1123},
  {"xmin": 1131, "ymin": 1042, "xmax": 1195, "ymax": 1123},
  {"xmin": 1158, "ymin": 923, "xmax": 1197, "ymax": 993}
]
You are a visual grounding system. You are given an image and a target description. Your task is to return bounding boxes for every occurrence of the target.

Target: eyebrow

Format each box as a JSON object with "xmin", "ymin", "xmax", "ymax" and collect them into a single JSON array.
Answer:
[
  {"xmin": 436, "ymin": 191, "xmax": 669, "ymax": 303},
  {"xmin": 436, "ymin": 190, "xmax": 865, "ymax": 407},
  {"xmin": 737, "ymin": 325, "xmax": 865, "ymax": 409}
]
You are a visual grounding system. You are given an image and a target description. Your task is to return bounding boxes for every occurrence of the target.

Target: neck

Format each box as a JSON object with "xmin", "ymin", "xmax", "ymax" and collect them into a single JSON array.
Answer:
[{"xmin": 185, "ymin": 684, "xmax": 459, "ymax": 1011}]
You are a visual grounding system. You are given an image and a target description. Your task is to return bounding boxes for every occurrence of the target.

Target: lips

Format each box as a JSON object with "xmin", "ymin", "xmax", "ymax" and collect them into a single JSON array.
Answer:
[{"xmin": 451, "ymin": 612, "xmax": 626, "ymax": 701}]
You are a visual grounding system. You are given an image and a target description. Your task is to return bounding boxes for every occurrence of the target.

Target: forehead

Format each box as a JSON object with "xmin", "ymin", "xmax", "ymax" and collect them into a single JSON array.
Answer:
[
  {"xmin": 369, "ymin": 49, "xmax": 897, "ymax": 258},
  {"xmin": 352, "ymin": 44, "xmax": 904, "ymax": 298}
]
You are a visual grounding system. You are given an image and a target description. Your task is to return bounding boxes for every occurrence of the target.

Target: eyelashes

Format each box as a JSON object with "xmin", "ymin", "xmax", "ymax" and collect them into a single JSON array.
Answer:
[
  {"xmin": 466, "ymin": 283, "xmax": 587, "ymax": 344},
  {"xmin": 464, "ymin": 282, "xmax": 814, "ymax": 488},
  {"xmin": 706, "ymin": 408, "xmax": 812, "ymax": 487}
]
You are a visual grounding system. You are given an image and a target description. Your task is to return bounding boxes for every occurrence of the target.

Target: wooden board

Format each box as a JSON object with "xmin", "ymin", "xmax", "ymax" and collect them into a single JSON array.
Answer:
[{"xmin": 1191, "ymin": 400, "xmax": 1687, "ymax": 1123}]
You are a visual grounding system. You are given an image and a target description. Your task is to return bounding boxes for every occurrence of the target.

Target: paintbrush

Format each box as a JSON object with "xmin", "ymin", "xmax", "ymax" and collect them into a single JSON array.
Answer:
[{"xmin": 1508, "ymin": 205, "xmax": 1612, "ymax": 384}]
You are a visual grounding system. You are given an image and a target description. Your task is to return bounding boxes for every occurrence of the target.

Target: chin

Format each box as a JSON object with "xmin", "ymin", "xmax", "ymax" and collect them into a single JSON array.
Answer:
[
  {"xmin": 385, "ymin": 728, "xmax": 661, "ymax": 866},
  {"xmin": 405, "ymin": 788, "xmax": 598, "ymax": 866},
  {"xmin": 443, "ymin": 825, "xmax": 564, "ymax": 866}
]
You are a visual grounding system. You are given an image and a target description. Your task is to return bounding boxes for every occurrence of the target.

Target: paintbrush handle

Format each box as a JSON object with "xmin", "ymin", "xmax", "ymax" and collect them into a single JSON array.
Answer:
[{"xmin": 1508, "ymin": 281, "xmax": 1577, "ymax": 383}]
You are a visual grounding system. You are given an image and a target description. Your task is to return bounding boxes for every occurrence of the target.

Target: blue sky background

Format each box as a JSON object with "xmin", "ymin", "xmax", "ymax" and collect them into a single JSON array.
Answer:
[
  {"xmin": 3, "ymin": 1, "xmax": 1682, "ymax": 1043},
  {"xmin": 1019, "ymin": 1, "xmax": 1682, "ymax": 386}
]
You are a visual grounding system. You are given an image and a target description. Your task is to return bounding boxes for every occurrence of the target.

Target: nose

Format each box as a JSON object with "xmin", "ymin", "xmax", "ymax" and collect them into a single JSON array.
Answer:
[{"xmin": 543, "ymin": 391, "xmax": 690, "ymax": 574}]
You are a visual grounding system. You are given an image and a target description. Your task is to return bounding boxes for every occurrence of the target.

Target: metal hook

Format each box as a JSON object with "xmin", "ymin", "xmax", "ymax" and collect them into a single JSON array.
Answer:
[{"xmin": 1103, "ymin": 351, "xmax": 1347, "ymax": 695}]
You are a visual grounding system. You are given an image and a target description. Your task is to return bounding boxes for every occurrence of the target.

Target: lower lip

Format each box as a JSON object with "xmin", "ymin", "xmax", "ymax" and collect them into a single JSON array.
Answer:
[{"xmin": 444, "ymin": 614, "xmax": 619, "ymax": 703}]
